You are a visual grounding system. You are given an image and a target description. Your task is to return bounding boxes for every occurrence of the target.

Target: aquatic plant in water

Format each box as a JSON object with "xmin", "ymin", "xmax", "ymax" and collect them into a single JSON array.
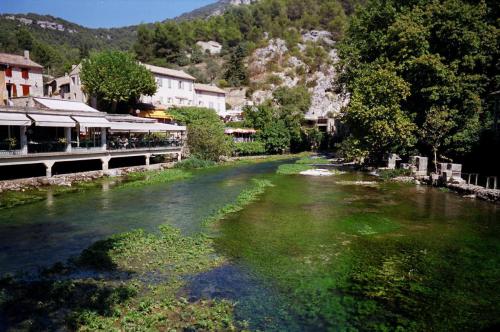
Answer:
[{"xmin": 203, "ymin": 178, "xmax": 274, "ymax": 226}]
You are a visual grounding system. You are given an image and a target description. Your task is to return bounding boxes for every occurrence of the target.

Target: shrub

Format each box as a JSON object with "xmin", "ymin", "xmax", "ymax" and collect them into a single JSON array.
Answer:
[
  {"xmin": 266, "ymin": 74, "xmax": 283, "ymax": 86},
  {"xmin": 378, "ymin": 168, "xmax": 411, "ymax": 181},
  {"xmin": 233, "ymin": 141, "xmax": 266, "ymax": 156}
]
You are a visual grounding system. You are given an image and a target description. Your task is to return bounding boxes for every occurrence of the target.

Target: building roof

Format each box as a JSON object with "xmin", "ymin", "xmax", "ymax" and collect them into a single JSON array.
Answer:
[
  {"xmin": 47, "ymin": 75, "xmax": 71, "ymax": 87},
  {"xmin": 143, "ymin": 63, "xmax": 195, "ymax": 81},
  {"xmin": 33, "ymin": 98, "xmax": 98, "ymax": 113},
  {"xmin": 0, "ymin": 52, "xmax": 43, "ymax": 69},
  {"xmin": 194, "ymin": 83, "xmax": 226, "ymax": 94}
]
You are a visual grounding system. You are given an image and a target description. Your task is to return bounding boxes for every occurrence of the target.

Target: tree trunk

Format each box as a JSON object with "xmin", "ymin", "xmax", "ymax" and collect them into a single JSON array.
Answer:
[
  {"xmin": 111, "ymin": 100, "xmax": 118, "ymax": 113},
  {"xmin": 434, "ymin": 148, "xmax": 438, "ymax": 174}
]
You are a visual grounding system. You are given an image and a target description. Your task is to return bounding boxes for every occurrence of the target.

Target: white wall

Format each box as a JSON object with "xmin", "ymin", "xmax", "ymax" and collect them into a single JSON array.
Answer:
[
  {"xmin": 5, "ymin": 67, "xmax": 43, "ymax": 97},
  {"xmin": 195, "ymin": 90, "xmax": 226, "ymax": 113},
  {"xmin": 141, "ymin": 73, "xmax": 196, "ymax": 107},
  {"xmin": 68, "ymin": 73, "xmax": 86, "ymax": 103}
]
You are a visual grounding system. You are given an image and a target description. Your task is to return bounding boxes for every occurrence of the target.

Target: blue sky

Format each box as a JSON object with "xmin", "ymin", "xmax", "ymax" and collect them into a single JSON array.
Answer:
[{"xmin": 0, "ymin": 0, "xmax": 217, "ymax": 28}]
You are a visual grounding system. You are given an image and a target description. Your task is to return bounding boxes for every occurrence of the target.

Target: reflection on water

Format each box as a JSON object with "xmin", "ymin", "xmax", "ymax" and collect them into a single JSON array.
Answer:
[{"xmin": 0, "ymin": 161, "xmax": 282, "ymax": 275}]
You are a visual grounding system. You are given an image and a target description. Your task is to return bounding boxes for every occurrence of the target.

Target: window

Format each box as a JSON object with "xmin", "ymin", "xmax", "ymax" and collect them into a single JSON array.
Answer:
[
  {"xmin": 21, "ymin": 68, "xmax": 29, "ymax": 79},
  {"xmin": 6, "ymin": 83, "xmax": 16, "ymax": 98},
  {"xmin": 188, "ymin": 83, "xmax": 192, "ymax": 91},
  {"xmin": 21, "ymin": 84, "xmax": 30, "ymax": 96},
  {"xmin": 156, "ymin": 78, "xmax": 162, "ymax": 87},
  {"xmin": 5, "ymin": 67, "xmax": 12, "ymax": 77},
  {"xmin": 209, "ymin": 102, "xmax": 214, "ymax": 109},
  {"xmin": 168, "ymin": 79, "xmax": 172, "ymax": 89},
  {"xmin": 178, "ymin": 81, "xmax": 183, "ymax": 89},
  {"xmin": 168, "ymin": 98, "xmax": 172, "ymax": 104}
]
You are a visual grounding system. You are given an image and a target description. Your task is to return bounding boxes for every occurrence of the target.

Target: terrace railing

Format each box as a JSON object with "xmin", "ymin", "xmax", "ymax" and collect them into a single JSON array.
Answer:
[{"xmin": 107, "ymin": 138, "xmax": 183, "ymax": 151}]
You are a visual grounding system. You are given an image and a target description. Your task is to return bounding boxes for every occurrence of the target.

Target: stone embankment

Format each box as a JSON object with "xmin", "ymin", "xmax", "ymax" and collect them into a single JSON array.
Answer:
[
  {"xmin": 446, "ymin": 183, "xmax": 500, "ymax": 203},
  {"xmin": 392, "ymin": 175, "xmax": 500, "ymax": 203},
  {"xmin": 0, "ymin": 162, "xmax": 176, "ymax": 193}
]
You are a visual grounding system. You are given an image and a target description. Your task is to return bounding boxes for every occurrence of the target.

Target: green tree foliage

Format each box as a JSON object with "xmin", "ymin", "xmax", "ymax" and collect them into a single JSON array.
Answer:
[
  {"xmin": 223, "ymin": 45, "xmax": 249, "ymax": 87},
  {"xmin": 132, "ymin": 0, "xmax": 354, "ymax": 67},
  {"xmin": 338, "ymin": 0, "xmax": 499, "ymax": 162},
  {"xmin": 169, "ymin": 107, "xmax": 232, "ymax": 161},
  {"xmin": 80, "ymin": 51, "xmax": 156, "ymax": 113},
  {"xmin": 243, "ymin": 86, "xmax": 312, "ymax": 153}
]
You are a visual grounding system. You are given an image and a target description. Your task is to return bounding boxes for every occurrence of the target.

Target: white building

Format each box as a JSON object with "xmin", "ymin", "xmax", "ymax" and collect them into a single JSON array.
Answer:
[
  {"xmin": 141, "ymin": 64, "xmax": 196, "ymax": 108},
  {"xmin": 45, "ymin": 64, "xmax": 87, "ymax": 103},
  {"xmin": 0, "ymin": 51, "xmax": 43, "ymax": 104},
  {"xmin": 194, "ymin": 84, "xmax": 226, "ymax": 113},
  {"xmin": 140, "ymin": 64, "xmax": 227, "ymax": 115}
]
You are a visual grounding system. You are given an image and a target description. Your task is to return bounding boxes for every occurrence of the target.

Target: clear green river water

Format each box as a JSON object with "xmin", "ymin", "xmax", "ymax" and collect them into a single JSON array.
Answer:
[{"xmin": 0, "ymin": 160, "xmax": 499, "ymax": 331}]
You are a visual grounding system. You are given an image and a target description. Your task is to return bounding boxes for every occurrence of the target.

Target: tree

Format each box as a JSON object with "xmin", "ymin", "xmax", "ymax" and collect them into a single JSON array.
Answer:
[
  {"xmin": 338, "ymin": 0, "xmax": 499, "ymax": 163},
  {"xmin": 257, "ymin": 120, "xmax": 291, "ymax": 154},
  {"xmin": 342, "ymin": 66, "xmax": 417, "ymax": 160},
  {"xmin": 224, "ymin": 44, "xmax": 248, "ymax": 87},
  {"xmin": 170, "ymin": 107, "xmax": 232, "ymax": 161},
  {"xmin": 80, "ymin": 51, "xmax": 156, "ymax": 113},
  {"xmin": 134, "ymin": 25, "xmax": 154, "ymax": 63},
  {"xmin": 421, "ymin": 106, "xmax": 455, "ymax": 173}
]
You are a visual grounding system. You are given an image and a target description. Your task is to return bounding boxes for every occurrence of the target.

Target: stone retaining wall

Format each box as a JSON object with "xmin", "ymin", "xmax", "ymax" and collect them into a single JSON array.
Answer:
[
  {"xmin": 446, "ymin": 183, "xmax": 500, "ymax": 203},
  {"xmin": 0, "ymin": 162, "xmax": 176, "ymax": 193}
]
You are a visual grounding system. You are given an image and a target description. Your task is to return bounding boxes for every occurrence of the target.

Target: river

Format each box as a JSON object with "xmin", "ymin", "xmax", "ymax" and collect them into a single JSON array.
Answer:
[{"xmin": 0, "ymin": 160, "xmax": 499, "ymax": 330}]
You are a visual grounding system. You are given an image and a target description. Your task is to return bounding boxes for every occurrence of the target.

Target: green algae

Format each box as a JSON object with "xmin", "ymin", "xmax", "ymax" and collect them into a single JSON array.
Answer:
[
  {"xmin": 203, "ymin": 178, "xmax": 273, "ymax": 226},
  {"xmin": 213, "ymin": 173, "xmax": 500, "ymax": 331},
  {"xmin": 276, "ymin": 163, "xmax": 313, "ymax": 174}
]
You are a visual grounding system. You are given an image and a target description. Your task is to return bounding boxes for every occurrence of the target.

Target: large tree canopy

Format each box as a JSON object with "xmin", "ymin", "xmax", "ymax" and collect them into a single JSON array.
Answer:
[
  {"xmin": 338, "ymin": 0, "xmax": 499, "ymax": 162},
  {"xmin": 81, "ymin": 50, "xmax": 157, "ymax": 112}
]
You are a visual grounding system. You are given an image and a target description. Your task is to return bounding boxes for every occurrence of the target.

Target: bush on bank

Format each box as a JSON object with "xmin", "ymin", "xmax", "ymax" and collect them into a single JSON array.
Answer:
[{"xmin": 233, "ymin": 141, "xmax": 266, "ymax": 156}]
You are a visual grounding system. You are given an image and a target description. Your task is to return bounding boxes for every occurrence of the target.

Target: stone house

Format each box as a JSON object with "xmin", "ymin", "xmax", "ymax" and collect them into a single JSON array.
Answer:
[
  {"xmin": 45, "ymin": 64, "xmax": 87, "ymax": 103},
  {"xmin": 0, "ymin": 51, "xmax": 44, "ymax": 105}
]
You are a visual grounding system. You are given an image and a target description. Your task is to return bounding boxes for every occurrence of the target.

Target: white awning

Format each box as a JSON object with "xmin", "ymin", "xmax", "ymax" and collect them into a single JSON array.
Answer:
[
  {"xmin": 34, "ymin": 98, "xmax": 99, "ymax": 112},
  {"xmin": 0, "ymin": 113, "xmax": 31, "ymax": 126},
  {"xmin": 28, "ymin": 114, "xmax": 76, "ymax": 128},
  {"xmin": 72, "ymin": 116, "xmax": 111, "ymax": 129},
  {"xmin": 152, "ymin": 123, "xmax": 186, "ymax": 132},
  {"xmin": 109, "ymin": 122, "xmax": 186, "ymax": 133}
]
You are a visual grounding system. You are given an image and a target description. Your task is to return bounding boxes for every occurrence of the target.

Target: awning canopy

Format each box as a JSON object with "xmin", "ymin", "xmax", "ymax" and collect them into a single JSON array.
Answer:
[
  {"xmin": 28, "ymin": 114, "xmax": 76, "ymax": 128},
  {"xmin": 109, "ymin": 122, "xmax": 186, "ymax": 133},
  {"xmin": 72, "ymin": 116, "xmax": 111, "ymax": 129},
  {"xmin": 0, "ymin": 113, "xmax": 32, "ymax": 126},
  {"xmin": 225, "ymin": 128, "xmax": 256, "ymax": 134}
]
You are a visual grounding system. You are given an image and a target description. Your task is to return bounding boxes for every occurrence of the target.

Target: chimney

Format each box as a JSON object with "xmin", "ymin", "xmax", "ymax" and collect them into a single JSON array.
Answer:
[{"xmin": 24, "ymin": 50, "xmax": 30, "ymax": 60}]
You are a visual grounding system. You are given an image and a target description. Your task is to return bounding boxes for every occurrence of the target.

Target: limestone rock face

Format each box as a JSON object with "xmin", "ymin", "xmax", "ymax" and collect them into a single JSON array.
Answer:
[{"xmin": 247, "ymin": 37, "xmax": 349, "ymax": 120}]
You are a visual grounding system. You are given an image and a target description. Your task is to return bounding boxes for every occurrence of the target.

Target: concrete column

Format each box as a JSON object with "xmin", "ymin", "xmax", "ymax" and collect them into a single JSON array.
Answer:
[
  {"xmin": 145, "ymin": 154, "xmax": 151, "ymax": 166},
  {"xmin": 64, "ymin": 127, "xmax": 72, "ymax": 152},
  {"xmin": 177, "ymin": 153, "xmax": 182, "ymax": 162},
  {"xmin": 101, "ymin": 128, "xmax": 107, "ymax": 151},
  {"xmin": 101, "ymin": 157, "xmax": 110, "ymax": 171},
  {"xmin": 20, "ymin": 126, "xmax": 28, "ymax": 155},
  {"xmin": 44, "ymin": 161, "xmax": 54, "ymax": 177}
]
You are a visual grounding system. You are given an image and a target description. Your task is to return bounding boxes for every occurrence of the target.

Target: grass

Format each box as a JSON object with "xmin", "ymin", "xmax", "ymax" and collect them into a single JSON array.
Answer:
[{"xmin": 203, "ymin": 179, "xmax": 274, "ymax": 226}]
